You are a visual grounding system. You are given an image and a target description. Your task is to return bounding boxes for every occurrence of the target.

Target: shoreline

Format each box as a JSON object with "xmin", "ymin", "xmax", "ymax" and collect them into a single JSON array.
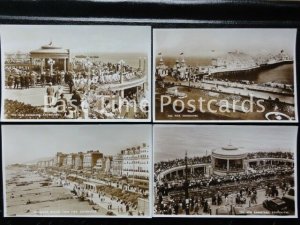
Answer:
[{"xmin": 5, "ymin": 166, "xmax": 146, "ymax": 217}]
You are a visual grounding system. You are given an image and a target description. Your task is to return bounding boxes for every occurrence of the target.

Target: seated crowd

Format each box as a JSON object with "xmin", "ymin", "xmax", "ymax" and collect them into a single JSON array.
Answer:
[
  {"xmin": 155, "ymin": 165, "xmax": 294, "ymax": 215},
  {"xmin": 155, "ymin": 151, "xmax": 293, "ymax": 175}
]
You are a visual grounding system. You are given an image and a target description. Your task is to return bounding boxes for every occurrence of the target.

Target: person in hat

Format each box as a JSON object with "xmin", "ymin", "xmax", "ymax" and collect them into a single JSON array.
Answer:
[
  {"xmin": 30, "ymin": 71, "xmax": 36, "ymax": 87},
  {"xmin": 70, "ymin": 90, "xmax": 81, "ymax": 108},
  {"xmin": 54, "ymin": 93, "xmax": 68, "ymax": 117},
  {"xmin": 14, "ymin": 73, "xmax": 20, "ymax": 89},
  {"xmin": 81, "ymin": 97, "xmax": 90, "ymax": 119},
  {"xmin": 7, "ymin": 74, "xmax": 14, "ymax": 89},
  {"xmin": 25, "ymin": 72, "xmax": 30, "ymax": 89},
  {"xmin": 70, "ymin": 90, "xmax": 82, "ymax": 118}
]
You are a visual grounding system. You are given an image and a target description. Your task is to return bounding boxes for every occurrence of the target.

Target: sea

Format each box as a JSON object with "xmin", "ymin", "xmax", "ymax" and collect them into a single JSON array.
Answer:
[
  {"xmin": 73, "ymin": 52, "xmax": 148, "ymax": 69},
  {"xmin": 157, "ymin": 57, "xmax": 294, "ymax": 84}
]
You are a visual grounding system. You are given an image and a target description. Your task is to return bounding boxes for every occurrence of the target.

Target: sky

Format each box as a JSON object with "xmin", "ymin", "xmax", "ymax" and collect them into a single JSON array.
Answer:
[
  {"xmin": 154, "ymin": 29, "xmax": 297, "ymax": 57},
  {"xmin": 2, "ymin": 125, "xmax": 151, "ymax": 165},
  {"xmin": 154, "ymin": 125, "xmax": 298, "ymax": 162},
  {"xmin": 0, "ymin": 25, "xmax": 150, "ymax": 54}
]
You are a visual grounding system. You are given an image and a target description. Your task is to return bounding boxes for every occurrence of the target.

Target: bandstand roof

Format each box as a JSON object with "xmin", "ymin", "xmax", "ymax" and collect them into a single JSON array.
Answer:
[
  {"xmin": 212, "ymin": 144, "xmax": 247, "ymax": 158},
  {"xmin": 30, "ymin": 42, "xmax": 69, "ymax": 57}
]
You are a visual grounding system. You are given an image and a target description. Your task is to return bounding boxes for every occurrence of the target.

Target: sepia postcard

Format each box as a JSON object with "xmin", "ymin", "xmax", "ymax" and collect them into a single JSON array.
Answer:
[
  {"xmin": 2, "ymin": 125, "xmax": 152, "ymax": 217},
  {"xmin": 153, "ymin": 29, "xmax": 298, "ymax": 122},
  {"xmin": 0, "ymin": 25, "xmax": 151, "ymax": 122},
  {"xmin": 153, "ymin": 125, "xmax": 297, "ymax": 217}
]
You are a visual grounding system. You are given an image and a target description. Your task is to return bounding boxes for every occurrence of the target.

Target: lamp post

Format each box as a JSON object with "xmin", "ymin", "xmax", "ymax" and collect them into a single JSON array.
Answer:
[
  {"xmin": 119, "ymin": 59, "xmax": 125, "ymax": 84},
  {"xmin": 85, "ymin": 58, "xmax": 93, "ymax": 79},
  {"xmin": 40, "ymin": 58, "xmax": 45, "ymax": 74},
  {"xmin": 184, "ymin": 151, "xmax": 190, "ymax": 215},
  {"xmin": 188, "ymin": 66, "xmax": 192, "ymax": 88},
  {"xmin": 47, "ymin": 58, "xmax": 55, "ymax": 76}
]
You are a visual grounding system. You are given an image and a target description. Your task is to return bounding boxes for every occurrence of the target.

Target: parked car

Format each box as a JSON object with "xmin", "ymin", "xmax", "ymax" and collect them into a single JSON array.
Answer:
[
  {"xmin": 263, "ymin": 197, "xmax": 288, "ymax": 213},
  {"xmin": 282, "ymin": 187, "xmax": 295, "ymax": 211}
]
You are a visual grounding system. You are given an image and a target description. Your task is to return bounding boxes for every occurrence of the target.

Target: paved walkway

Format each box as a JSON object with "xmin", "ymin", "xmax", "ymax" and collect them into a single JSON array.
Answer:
[
  {"xmin": 179, "ymin": 81, "xmax": 295, "ymax": 105},
  {"xmin": 54, "ymin": 179, "xmax": 140, "ymax": 216},
  {"xmin": 4, "ymin": 85, "xmax": 71, "ymax": 107}
]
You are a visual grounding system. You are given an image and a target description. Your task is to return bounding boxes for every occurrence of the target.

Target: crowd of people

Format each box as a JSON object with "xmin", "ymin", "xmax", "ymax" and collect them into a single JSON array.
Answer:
[
  {"xmin": 154, "ymin": 151, "xmax": 294, "ymax": 215},
  {"xmin": 5, "ymin": 59, "xmax": 149, "ymax": 119},
  {"xmin": 154, "ymin": 151, "xmax": 293, "ymax": 175},
  {"xmin": 5, "ymin": 60, "xmax": 145, "ymax": 90},
  {"xmin": 6, "ymin": 69, "xmax": 38, "ymax": 89},
  {"xmin": 49, "ymin": 174, "xmax": 144, "ymax": 216},
  {"xmin": 156, "ymin": 163, "xmax": 293, "ymax": 194},
  {"xmin": 155, "ymin": 186, "xmax": 261, "ymax": 215},
  {"xmin": 154, "ymin": 156, "xmax": 211, "ymax": 174},
  {"xmin": 247, "ymin": 151, "xmax": 294, "ymax": 159},
  {"xmin": 71, "ymin": 184, "xmax": 137, "ymax": 215},
  {"xmin": 45, "ymin": 83, "xmax": 148, "ymax": 119},
  {"xmin": 154, "ymin": 163, "xmax": 294, "ymax": 215}
]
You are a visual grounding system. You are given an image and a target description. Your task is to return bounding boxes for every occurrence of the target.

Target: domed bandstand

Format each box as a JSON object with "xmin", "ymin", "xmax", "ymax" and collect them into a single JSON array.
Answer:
[
  {"xmin": 211, "ymin": 145, "xmax": 247, "ymax": 176},
  {"xmin": 28, "ymin": 42, "xmax": 147, "ymax": 98},
  {"xmin": 155, "ymin": 147, "xmax": 294, "ymax": 183},
  {"xmin": 30, "ymin": 42, "xmax": 70, "ymax": 73}
]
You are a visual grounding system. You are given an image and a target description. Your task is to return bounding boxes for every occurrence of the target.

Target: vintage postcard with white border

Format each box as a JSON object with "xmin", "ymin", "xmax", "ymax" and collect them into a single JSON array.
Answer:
[
  {"xmin": 1, "ymin": 25, "xmax": 151, "ymax": 122},
  {"xmin": 153, "ymin": 29, "xmax": 298, "ymax": 122},
  {"xmin": 2, "ymin": 124, "xmax": 152, "ymax": 217},
  {"xmin": 153, "ymin": 125, "xmax": 297, "ymax": 218}
]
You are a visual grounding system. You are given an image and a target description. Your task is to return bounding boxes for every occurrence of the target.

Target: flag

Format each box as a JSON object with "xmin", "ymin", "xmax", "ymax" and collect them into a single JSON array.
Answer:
[
  {"xmin": 158, "ymin": 52, "xmax": 162, "ymax": 55},
  {"xmin": 180, "ymin": 52, "xmax": 184, "ymax": 55},
  {"xmin": 281, "ymin": 50, "xmax": 284, "ymax": 53},
  {"xmin": 211, "ymin": 50, "xmax": 215, "ymax": 52}
]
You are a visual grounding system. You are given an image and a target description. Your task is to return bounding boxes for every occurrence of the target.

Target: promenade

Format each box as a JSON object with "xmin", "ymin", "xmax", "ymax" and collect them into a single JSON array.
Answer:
[
  {"xmin": 6, "ymin": 167, "xmax": 147, "ymax": 216},
  {"xmin": 180, "ymin": 81, "xmax": 294, "ymax": 105}
]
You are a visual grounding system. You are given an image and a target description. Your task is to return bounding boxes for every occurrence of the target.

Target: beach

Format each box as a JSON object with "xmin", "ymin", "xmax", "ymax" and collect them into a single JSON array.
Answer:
[{"xmin": 5, "ymin": 166, "xmax": 107, "ymax": 216}]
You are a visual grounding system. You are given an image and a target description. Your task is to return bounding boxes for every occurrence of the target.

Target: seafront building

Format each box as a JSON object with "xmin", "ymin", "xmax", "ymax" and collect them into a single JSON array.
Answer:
[
  {"xmin": 122, "ymin": 143, "xmax": 150, "ymax": 180},
  {"xmin": 93, "ymin": 156, "xmax": 113, "ymax": 174},
  {"xmin": 36, "ymin": 143, "xmax": 149, "ymax": 181},
  {"xmin": 10, "ymin": 143, "xmax": 150, "ymax": 216},
  {"xmin": 66, "ymin": 153, "xmax": 77, "ymax": 169},
  {"xmin": 111, "ymin": 153, "xmax": 123, "ymax": 176},
  {"xmin": 74, "ymin": 152, "xmax": 84, "ymax": 170},
  {"xmin": 55, "ymin": 152, "xmax": 67, "ymax": 167},
  {"xmin": 82, "ymin": 150, "xmax": 103, "ymax": 170}
]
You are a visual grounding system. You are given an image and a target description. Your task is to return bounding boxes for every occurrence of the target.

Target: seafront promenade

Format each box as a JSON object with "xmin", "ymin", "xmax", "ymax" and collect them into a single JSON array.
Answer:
[
  {"xmin": 178, "ymin": 81, "xmax": 294, "ymax": 105},
  {"xmin": 6, "ymin": 166, "xmax": 147, "ymax": 216}
]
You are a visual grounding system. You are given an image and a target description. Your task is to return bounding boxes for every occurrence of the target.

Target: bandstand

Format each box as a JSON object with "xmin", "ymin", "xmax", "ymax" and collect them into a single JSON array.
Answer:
[
  {"xmin": 211, "ymin": 144, "xmax": 247, "ymax": 175},
  {"xmin": 30, "ymin": 42, "xmax": 70, "ymax": 73}
]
